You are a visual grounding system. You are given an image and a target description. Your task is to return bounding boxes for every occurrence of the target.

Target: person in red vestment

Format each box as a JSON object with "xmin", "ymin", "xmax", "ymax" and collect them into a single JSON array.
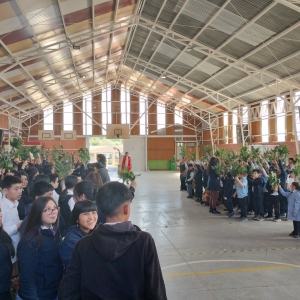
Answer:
[
  {"xmin": 114, "ymin": 148, "xmax": 132, "ymax": 173},
  {"xmin": 121, "ymin": 152, "xmax": 132, "ymax": 172}
]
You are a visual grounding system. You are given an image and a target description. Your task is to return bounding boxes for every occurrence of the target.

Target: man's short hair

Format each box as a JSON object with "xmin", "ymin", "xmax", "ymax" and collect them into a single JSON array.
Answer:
[
  {"xmin": 31, "ymin": 182, "xmax": 54, "ymax": 199},
  {"xmin": 252, "ymin": 169, "xmax": 261, "ymax": 174},
  {"xmin": 188, "ymin": 163, "xmax": 193, "ymax": 167},
  {"xmin": 42, "ymin": 164, "xmax": 53, "ymax": 175},
  {"xmin": 48, "ymin": 173, "xmax": 59, "ymax": 183},
  {"xmin": 0, "ymin": 176, "xmax": 22, "ymax": 189},
  {"xmin": 95, "ymin": 182, "xmax": 132, "ymax": 217}
]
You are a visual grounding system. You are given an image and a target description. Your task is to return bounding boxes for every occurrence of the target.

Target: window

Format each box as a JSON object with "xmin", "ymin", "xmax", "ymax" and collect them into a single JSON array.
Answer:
[
  {"xmin": 121, "ymin": 87, "xmax": 130, "ymax": 124},
  {"xmin": 175, "ymin": 109, "xmax": 183, "ymax": 124},
  {"xmin": 43, "ymin": 107, "xmax": 53, "ymax": 130},
  {"xmin": 261, "ymin": 100, "xmax": 269, "ymax": 143},
  {"xmin": 157, "ymin": 102, "xmax": 166, "ymax": 133},
  {"xmin": 295, "ymin": 91, "xmax": 300, "ymax": 139},
  {"xmin": 102, "ymin": 88, "xmax": 112, "ymax": 132},
  {"xmin": 276, "ymin": 97, "xmax": 286, "ymax": 142},
  {"xmin": 63, "ymin": 102, "xmax": 73, "ymax": 131},
  {"xmin": 83, "ymin": 94, "xmax": 92, "ymax": 135},
  {"xmin": 232, "ymin": 109, "xmax": 238, "ymax": 144},
  {"xmin": 223, "ymin": 112, "xmax": 228, "ymax": 126},
  {"xmin": 139, "ymin": 95, "xmax": 148, "ymax": 135}
]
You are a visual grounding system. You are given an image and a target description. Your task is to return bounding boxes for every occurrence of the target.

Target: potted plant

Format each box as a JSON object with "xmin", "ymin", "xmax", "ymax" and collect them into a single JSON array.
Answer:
[
  {"xmin": 190, "ymin": 152, "xmax": 196, "ymax": 162},
  {"xmin": 180, "ymin": 145, "xmax": 186, "ymax": 159},
  {"xmin": 78, "ymin": 148, "xmax": 90, "ymax": 167},
  {"xmin": 170, "ymin": 155, "xmax": 176, "ymax": 171},
  {"xmin": 0, "ymin": 149, "xmax": 14, "ymax": 171}
]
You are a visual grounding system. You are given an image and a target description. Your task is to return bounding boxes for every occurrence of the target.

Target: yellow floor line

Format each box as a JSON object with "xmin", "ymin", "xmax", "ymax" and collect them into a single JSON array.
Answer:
[{"xmin": 163, "ymin": 265, "xmax": 294, "ymax": 277}]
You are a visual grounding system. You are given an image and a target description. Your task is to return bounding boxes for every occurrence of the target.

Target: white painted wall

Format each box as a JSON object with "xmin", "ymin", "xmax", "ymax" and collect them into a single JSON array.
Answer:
[{"xmin": 123, "ymin": 136, "xmax": 146, "ymax": 171}]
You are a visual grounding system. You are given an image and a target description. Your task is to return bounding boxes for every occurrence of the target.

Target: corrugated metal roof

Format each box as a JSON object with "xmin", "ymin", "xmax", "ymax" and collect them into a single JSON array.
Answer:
[{"xmin": 2, "ymin": 0, "xmax": 300, "ymax": 117}]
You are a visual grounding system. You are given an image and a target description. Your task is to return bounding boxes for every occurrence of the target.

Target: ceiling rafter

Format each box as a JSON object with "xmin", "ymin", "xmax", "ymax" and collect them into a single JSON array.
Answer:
[
  {"xmin": 170, "ymin": 1, "xmax": 277, "ymax": 97},
  {"xmin": 105, "ymin": 0, "xmax": 120, "ymax": 84},
  {"xmin": 138, "ymin": 16, "xmax": 300, "ymax": 91},
  {"xmin": 129, "ymin": 0, "xmax": 191, "ymax": 91},
  {"xmin": 116, "ymin": 0, "xmax": 148, "ymax": 84},
  {"xmin": 121, "ymin": 0, "xmax": 169, "ymax": 86},
  {"xmin": 141, "ymin": 0, "xmax": 232, "ymax": 96},
  {"xmin": 57, "ymin": 0, "xmax": 82, "ymax": 94}
]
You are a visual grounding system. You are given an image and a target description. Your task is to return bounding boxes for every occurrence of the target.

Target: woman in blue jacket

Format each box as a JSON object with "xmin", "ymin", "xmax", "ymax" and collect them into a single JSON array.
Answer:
[
  {"xmin": 60, "ymin": 200, "xmax": 98, "ymax": 269},
  {"xmin": 279, "ymin": 182, "xmax": 300, "ymax": 238},
  {"xmin": 16, "ymin": 196, "xmax": 63, "ymax": 300},
  {"xmin": 0, "ymin": 208, "xmax": 15, "ymax": 300}
]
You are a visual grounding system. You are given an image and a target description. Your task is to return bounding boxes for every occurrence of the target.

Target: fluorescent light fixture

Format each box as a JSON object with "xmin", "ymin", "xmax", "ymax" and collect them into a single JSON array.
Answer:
[{"xmin": 161, "ymin": 75, "xmax": 166, "ymax": 79}]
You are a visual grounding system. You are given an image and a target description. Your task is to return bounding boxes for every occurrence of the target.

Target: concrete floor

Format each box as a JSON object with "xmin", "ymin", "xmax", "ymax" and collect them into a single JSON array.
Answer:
[{"xmin": 109, "ymin": 169, "xmax": 300, "ymax": 300}]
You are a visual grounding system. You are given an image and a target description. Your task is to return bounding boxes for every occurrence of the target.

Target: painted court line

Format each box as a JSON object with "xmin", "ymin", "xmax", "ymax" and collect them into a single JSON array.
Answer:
[
  {"xmin": 182, "ymin": 247, "xmax": 300, "ymax": 256},
  {"xmin": 163, "ymin": 265, "xmax": 294, "ymax": 278}
]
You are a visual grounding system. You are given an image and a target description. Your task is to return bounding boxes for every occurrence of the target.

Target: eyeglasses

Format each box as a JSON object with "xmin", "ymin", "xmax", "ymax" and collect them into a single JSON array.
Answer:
[{"xmin": 43, "ymin": 207, "xmax": 59, "ymax": 215}]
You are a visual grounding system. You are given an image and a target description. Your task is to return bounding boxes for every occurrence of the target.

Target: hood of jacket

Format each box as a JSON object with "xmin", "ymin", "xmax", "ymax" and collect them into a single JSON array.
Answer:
[
  {"xmin": 66, "ymin": 225, "xmax": 88, "ymax": 239},
  {"xmin": 90, "ymin": 221, "xmax": 142, "ymax": 262}
]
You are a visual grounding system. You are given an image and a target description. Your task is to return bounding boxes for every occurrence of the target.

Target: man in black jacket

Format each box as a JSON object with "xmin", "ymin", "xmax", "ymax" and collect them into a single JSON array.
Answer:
[{"xmin": 58, "ymin": 181, "xmax": 167, "ymax": 300}]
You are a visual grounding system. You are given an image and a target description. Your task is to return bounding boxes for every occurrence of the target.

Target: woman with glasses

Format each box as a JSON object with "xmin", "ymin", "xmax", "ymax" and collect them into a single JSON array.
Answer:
[
  {"xmin": 60, "ymin": 200, "xmax": 98, "ymax": 269},
  {"xmin": 16, "ymin": 197, "xmax": 63, "ymax": 300}
]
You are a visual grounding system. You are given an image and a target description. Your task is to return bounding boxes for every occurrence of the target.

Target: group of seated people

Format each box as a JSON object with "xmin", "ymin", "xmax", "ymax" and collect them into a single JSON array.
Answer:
[
  {"xmin": 0, "ymin": 154, "xmax": 167, "ymax": 300},
  {"xmin": 180, "ymin": 157, "xmax": 300, "ymax": 237}
]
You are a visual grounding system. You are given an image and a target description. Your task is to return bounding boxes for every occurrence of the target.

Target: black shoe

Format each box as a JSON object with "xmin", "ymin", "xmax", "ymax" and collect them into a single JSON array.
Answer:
[
  {"xmin": 289, "ymin": 232, "xmax": 295, "ymax": 236},
  {"xmin": 187, "ymin": 196, "xmax": 193, "ymax": 199},
  {"xmin": 212, "ymin": 209, "xmax": 221, "ymax": 214},
  {"xmin": 200, "ymin": 200, "xmax": 204, "ymax": 204},
  {"xmin": 228, "ymin": 212, "xmax": 235, "ymax": 218},
  {"xmin": 209, "ymin": 208, "xmax": 213, "ymax": 213},
  {"xmin": 293, "ymin": 235, "xmax": 300, "ymax": 238}
]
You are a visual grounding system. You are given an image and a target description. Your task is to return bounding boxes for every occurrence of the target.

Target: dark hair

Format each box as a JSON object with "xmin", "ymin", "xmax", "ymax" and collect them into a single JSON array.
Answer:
[
  {"xmin": 34, "ymin": 174, "xmax": 50, "ymax": 185},
  {"xmin": 31, "ymin": 182, "xmax": 54, "ymax": 200},
  {"xmin": 97, "ymin": 154, "xmax": 106, "ymax": 163},
  {"xmin": 85, "ymin": 172, "xmax": 103, "ymax": 188},
  {"xmin": 84, "ymin": 168, "xmax": 95, "ymax": 178},
  {"xmin": 188, "ymin": 163, "xmax": 193, "ymax": 167},
  {"xmin": 95, "ymin": 182, "xmax": 132, "ymax": 217},
  {"xmin": 0, "ymin": 175, "xmax": 22, "ymax": 189},
  {"xmin": 25, "ymin": 167, "xmax": 39, "ymax": 180},
  {"xmin": 292, "ymin": 182, "xmax": 300, "ymax": 191},
  {"xmin": 23, "ymin": 196, "xmax": 59, "ymax": 249},
  {"xmin": 0, "ymin": 216, "xmax": 15, "ymax": 258},
  {"xmin": 73, "ymin": 181, "xmax": 97, "ymax": 201},
  {"xmin": 289, "ymin": 158, "xmax": 296, "ymax": 163},
  {"xmin": 17, "ymin": 171, "xmax": 29, "ymax": 180},
  {"xmin": 48, "ymin": 173, "xmax": 59, "ymax": 183},
  {"xmin": 42, "ymin": 164, "xmax": 53, "ymax": 175},
  {"xmin": 252, "ymin": 169, "xmax": 261, "ymax": 174},
  {"xmin": 93, "ymin": 163, "xmax": 101, "ymax": 170},
  {"xmin": 65, "ymin": 175, "xmax": 78, "ymax": 189},
  {"xmin": 71, "ymin": 200, "xmax": 97, "ymax": 225},
  {"xmin": 207, "ymin": 157, "xmax": 219, "ymax": 175},
  {"xmin": 227, "ymin": 172, "xmax": 233, "ymax": 179}
]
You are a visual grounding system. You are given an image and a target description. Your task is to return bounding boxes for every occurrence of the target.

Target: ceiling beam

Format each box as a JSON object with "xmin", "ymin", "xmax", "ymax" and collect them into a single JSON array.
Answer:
[
  {"xmin": 129, "ymin": 0, "xmax": 191, "ymax": 91},
  {"xmin": 138, "ymin": 17, "xmax": 300, "ymax": 91}
]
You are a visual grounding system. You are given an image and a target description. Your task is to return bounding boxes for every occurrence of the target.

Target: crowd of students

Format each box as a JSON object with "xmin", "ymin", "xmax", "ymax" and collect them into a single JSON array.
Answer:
[
  {"xmin": 0, "ymin": 153, "xmax": 167, "ymax": 300},
  {"xmin": 180, "ymin": 157, "xmax": 300, "ymax": 236}
]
